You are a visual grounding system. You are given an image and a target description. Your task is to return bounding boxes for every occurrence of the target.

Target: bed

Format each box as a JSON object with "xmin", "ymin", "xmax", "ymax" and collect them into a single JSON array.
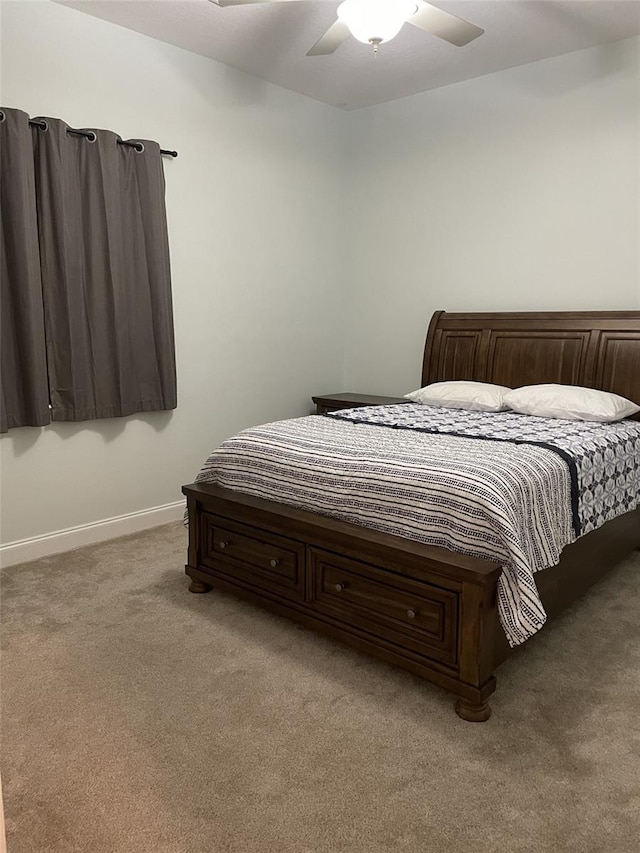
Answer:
[{"xmin": 182, "ymin": 310, "xmax": 640, "ymax": 721}]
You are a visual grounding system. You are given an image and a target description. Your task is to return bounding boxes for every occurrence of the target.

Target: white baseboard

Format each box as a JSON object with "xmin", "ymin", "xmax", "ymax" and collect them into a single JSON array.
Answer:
[{"xmin": 0, "ymin": 500, "xmax": 185, "ymax": 569}]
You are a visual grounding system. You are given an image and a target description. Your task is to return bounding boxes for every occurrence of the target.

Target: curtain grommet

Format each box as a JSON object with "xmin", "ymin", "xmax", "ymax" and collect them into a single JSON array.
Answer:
[
  {"xmin": 86, "ymin": 131, "xmax": 97, "ymax": 143},
  {"xmin": 135, "ymin": 142, "xmax": 145, "ymax": 153},
  {"xmin": 0, "ymin": 111, "xmax": 5, "ymax": 124}
]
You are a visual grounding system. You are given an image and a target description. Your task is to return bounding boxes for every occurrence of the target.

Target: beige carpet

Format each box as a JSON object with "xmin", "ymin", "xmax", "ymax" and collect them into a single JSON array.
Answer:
[{"xmin": 2, "ymin": 523, "xmax": 639, "ymax": 853}]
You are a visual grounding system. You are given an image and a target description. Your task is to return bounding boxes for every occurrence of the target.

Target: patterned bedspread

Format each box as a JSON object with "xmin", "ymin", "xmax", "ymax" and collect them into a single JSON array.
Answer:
[{"xmin": 191, "ymin": 404, "xmax": 640, "ymax": 647}]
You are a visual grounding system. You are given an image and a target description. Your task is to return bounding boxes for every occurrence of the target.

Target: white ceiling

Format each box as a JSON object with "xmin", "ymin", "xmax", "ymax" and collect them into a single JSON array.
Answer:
[{"xmin": 57, "ymin": 0, "xmax": 640, "ymax": 109}]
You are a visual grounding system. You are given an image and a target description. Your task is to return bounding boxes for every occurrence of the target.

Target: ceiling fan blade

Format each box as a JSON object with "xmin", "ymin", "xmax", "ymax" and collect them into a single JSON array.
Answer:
[
  {"xmin": 408, "ymin": 2, "xmax": 484, "ymax": 47},
  {"xmin": 306, "ymin": 20, "xmax": 351, "ymax": 56},
  {"xmin": 212, "ymin": 0, "xmax": 297, "ymax": 7}
]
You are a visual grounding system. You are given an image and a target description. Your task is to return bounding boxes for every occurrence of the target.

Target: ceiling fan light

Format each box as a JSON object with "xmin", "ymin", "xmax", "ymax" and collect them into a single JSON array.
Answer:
[{"xmin": 337, "ymin": 0, "xmax": 417, "ymax": 46}]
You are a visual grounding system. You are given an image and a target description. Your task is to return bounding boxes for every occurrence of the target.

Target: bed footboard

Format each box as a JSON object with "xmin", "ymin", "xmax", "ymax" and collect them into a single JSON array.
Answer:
[{"xmin": 183, "ymin": 483, "xmax": 503, "ymax": 721}]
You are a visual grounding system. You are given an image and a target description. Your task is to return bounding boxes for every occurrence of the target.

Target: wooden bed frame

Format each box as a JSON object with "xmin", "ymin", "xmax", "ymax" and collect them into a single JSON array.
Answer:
[{"xmin": 183, "ymin": 310, "xmax": 640, "ymax": 721}]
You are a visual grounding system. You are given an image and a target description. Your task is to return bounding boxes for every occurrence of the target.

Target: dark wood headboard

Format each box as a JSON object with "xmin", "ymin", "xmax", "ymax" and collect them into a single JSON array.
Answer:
[{"xmin": 422, "ymin": 310, "xmax": 640, "ymax": 405}]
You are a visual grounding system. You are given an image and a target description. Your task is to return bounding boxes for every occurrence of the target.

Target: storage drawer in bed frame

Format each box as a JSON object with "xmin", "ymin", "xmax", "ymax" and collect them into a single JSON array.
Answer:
[
  {"xmin": 198, "ymin": 510, "xmax": 463, "ymax": 670},
  {"xmin": 307, "ymin": 548, "xmax": 460, "ymax": 668},
  {"xmin": 200, "ymin": 512, "xmax": 305, "ymax": 601}
]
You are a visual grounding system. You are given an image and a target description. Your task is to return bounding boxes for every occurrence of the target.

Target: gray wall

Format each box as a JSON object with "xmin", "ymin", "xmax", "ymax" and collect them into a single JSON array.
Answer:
[{"xmin": 343, "ymin": 37, "xmax": 640, "ymax": 394}]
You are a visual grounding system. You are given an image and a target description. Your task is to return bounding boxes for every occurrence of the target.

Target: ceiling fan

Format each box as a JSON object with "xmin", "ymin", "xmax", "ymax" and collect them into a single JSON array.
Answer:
[{"xmin": 209, "ymin": 0, "xmax": 484, "ymax": 56}]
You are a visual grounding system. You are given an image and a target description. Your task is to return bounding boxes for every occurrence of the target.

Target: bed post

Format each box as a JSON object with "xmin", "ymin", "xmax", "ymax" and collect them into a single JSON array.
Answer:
[
  {"xmin": 184, "ymin": 491, "xmax": 212, "ymax": 594},
  {"xmin": 454, "ymin": 576, "xmax": 500, "ymax": 721}
]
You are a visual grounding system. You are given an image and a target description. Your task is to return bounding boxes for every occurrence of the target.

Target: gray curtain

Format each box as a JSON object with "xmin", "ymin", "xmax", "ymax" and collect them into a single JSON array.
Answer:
[
  {"xmin": 32, "ymin": 117, "xmax": 177, "ymax": 422},
  {"xmin": 0, "ymin": 108, "xmax": 51, "ymax": 432}
]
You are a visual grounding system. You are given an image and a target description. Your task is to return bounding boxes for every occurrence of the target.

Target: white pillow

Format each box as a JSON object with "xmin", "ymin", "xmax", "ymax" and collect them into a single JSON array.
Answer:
[
  {"xmin": 404, "ymin": 381, "xmax": 511, "ymax": 412},
  {"xmin": 503, "ymin": 384, "xmax": 640, "ymax": 422}
]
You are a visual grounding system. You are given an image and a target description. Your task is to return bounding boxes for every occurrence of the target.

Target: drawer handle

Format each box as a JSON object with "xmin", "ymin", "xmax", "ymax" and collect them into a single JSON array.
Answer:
[
  {"xmin": 269, "ymin": 558, "xmax": 280, "ymax": 568},
  {"xmin": 406, "ymin": 609, "xmax": 417, "ymax": 619},
  {"xmin": 218, "ymin": 540, "xmax": 230, "ymax": 550},
  {"xmin": 334, "ymin": 582, "xmax": 346, "ymax": 592}
]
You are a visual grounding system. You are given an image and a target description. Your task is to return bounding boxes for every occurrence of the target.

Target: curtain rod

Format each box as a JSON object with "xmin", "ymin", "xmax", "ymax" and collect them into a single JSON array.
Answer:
[{"xmin": 27, "ymin": 119, "xmax": 178, "ymax": 158}]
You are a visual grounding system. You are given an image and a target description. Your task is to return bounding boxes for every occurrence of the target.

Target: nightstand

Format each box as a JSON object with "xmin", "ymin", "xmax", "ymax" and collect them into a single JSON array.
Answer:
[{"xmin": 312, "ymin": 392, "xmax": 408, "ymax": 415}]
